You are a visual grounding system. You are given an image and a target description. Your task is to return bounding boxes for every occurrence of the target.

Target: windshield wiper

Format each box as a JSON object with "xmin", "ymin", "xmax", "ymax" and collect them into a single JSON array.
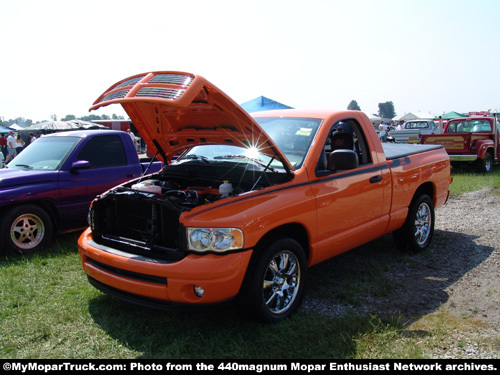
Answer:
[
  {"xmin": 214, "ymin": 155, "xmax": 276, "ymax": 172},
  {"xmin": 14, "ymin": 164, "xmax": 34, "ymax": 170},
  {"xmin": 183, "ymin": 154, "xmax": 210, "ymax": 163}
]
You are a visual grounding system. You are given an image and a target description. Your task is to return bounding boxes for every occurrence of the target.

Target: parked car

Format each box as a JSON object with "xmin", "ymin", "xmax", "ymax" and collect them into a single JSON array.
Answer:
[
  {"xmin": 0, "ymin": 130, "xmax": 164, "ymax": 254},
  {"xmin": 391, "ymin": 119, "xmax": 439, "ymax": 143}
]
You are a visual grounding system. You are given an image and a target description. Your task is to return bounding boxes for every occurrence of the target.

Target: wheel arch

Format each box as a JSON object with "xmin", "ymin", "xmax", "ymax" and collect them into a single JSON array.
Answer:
[
  {"xmin": 413, "ymin": 181, "xmax": 435, "ymax": 206},
  {"xmin": 0, "ymin": 200, "xmax": 59, "ymax": 231},
  {"xmin": 252, "ymin": 223, "xmax": 310, "ymax": 262}
]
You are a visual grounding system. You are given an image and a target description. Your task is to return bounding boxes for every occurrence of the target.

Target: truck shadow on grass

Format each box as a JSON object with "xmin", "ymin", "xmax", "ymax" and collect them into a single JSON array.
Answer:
[{"xmin": 86, "ymin": 228, "xmax": 493, "ymax": 359}]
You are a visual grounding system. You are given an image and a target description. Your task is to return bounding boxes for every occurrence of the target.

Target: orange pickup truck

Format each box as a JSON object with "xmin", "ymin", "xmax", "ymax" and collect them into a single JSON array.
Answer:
[{"xmin": 78, "ymin": 71, "xmax": 452, "ymax": 322}]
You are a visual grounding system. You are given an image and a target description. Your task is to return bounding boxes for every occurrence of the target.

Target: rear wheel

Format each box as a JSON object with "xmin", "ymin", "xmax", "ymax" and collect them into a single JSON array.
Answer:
[
  {"xmin": 239, "ymin": 238, "xmax": 307, "ymax": 323},
  {"xmin": 0, "ymin": 205, "xmax": 53, "ymax": 254},
  {"xmin": 393, "ymin": 194, "xmax": 434, "ymax": 253}
]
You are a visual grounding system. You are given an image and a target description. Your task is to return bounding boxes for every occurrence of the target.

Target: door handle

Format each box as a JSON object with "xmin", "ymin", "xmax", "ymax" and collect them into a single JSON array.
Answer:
[{"xmin": 369, "ymin": 175, "xmax": 382, "ymax": 183}]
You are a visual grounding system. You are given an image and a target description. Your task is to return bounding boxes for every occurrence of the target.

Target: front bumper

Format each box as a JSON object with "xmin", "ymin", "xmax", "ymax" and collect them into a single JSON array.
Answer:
[{"xmin": 78, "ymin": 228, "xmax": 253, "ymax": 307}]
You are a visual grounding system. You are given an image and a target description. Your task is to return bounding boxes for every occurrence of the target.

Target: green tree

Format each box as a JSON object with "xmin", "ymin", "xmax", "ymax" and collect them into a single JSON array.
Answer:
[
  {"xmin": 61, "ymin": 114, "xmax": 76, "ymax": 121},
  {"xmin": 79, "ymin": 114, "xmax": 102, "ymax": 122},
  {"xmin": 378, "ymin": 101, "xmax": 396, "ymax": 119},
  {"xmin": 347, "ymin": 100, "xmax": 361, "ymax": 111}
]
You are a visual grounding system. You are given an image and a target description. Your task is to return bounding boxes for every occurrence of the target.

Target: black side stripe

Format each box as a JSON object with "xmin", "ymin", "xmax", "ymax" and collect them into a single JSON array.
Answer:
[{"xmin": 183, "ymin": 163, "xmax": 389, "ymax": 219}]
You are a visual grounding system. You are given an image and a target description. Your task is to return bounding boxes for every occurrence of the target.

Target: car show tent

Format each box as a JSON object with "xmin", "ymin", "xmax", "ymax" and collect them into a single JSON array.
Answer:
[
  {"xmin": 398, "ymin": 112, "xmax": 436, "ymax": 121},
  {"xmin": 0, "ymin": 125, "xmax": 12, "ymax": 133},
  {"xmin": 240, "ymin": 96, "xmax": 293, "ymax": 113},
  {"xmin": 16, "ymin": 120, "xmax": 109, "ymax": 144},
  {"xmin": 437, "ymin": 111, "xmax": 466, "ymax": 119},
  {"xmin": 26, "ymin": 119, "xmax": 108, "ymax": 131}
]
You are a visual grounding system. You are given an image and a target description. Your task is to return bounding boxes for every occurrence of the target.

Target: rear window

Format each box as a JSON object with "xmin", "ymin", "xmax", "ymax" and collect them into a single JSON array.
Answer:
[{"xmin": 446, "ymin": 120, "xmax": 492, "ymax": 133}]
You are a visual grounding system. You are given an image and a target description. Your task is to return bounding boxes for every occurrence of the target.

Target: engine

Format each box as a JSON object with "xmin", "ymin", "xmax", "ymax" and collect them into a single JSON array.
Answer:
[{"xmin": 88, "ymin": 161, "xmax": 291, "ymax": 261}]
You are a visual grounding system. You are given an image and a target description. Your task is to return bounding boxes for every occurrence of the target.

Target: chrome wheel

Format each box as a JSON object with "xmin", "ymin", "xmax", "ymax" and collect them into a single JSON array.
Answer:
[
  {"xmin": 10, "ymin": 212, "xmax": 45, "ymax": 251},
  {"xmin": 239, "ymin": 238, "xmax": 307, "ymax": 322},
  {"xmin": 414, "ymin": 201, "xmax": 432, "ymax": 246},
  {"xmin": 393, "ymin": 194, "xmax": 434, "ymax": 253},
  {"xmin": 262, "ymin": 250, "xmax": 301, "ymax": 314}
]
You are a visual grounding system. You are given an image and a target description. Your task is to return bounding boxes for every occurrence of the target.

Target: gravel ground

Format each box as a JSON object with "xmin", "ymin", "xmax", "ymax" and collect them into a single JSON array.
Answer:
[{"xmin": 302, "ymin": 188, "xmax": 500, "ymax": 359}]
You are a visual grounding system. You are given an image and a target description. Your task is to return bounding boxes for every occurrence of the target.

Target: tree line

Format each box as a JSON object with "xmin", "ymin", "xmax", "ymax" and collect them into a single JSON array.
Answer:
[
  {"xmin": 348, "ymin": 100, "xmax": 396, "ymax": 119},
  {"xmin": 3, "ymin": 102, "xmax": 395, "ymax": 128}
]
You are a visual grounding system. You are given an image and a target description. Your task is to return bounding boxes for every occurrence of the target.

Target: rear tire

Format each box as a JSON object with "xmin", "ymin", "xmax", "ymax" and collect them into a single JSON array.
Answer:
[
  {"xmin": 393, "ymin": 194, "xmax": 434, "ymax": 253},
  {"xmin": 239, "ymin": 238, "xmax": 307, "ymax": 323},
  {"xmin": 0, "ymin": 205, "xmax": 53, "ymax": 254}
]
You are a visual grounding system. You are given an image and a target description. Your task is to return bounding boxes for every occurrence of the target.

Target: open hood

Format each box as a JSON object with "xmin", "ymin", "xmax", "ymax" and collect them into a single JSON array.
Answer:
[{"xmin": 90, "ymin": 71, "xmax": 293, "ymax": 171}]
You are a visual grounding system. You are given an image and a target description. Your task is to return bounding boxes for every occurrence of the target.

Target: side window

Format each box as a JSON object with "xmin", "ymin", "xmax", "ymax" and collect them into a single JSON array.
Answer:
[
  {"xmin": 316, "ymin": 119, "xmax": 372, "ymax": 175},
  {"xmin": 76, "ymin": 135, "xmax": 127, "ymax": 168}
]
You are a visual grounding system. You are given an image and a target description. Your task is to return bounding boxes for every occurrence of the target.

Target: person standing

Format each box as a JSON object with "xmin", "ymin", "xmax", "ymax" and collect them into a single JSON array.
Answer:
[
  {"xmin": 127, "ymin": 128, "xmax": 139, "ymax": 152},
  {"xmin": 0, "ymin": 133, "xmax": 7, "ymax": 160},
  {"xmin": 379, "ymin": 123, "xmax": 387, "ymax": 142},
  {"xmin": 15, "ymin": 134, "xmax": 25, "ymax": 154},
  {"xmin": 5, "ymin": 131, "xmax": 17, "ymax": 163}
]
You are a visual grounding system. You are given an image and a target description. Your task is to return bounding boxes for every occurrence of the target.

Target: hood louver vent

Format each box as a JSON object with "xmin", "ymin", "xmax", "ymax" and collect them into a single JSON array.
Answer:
[
  {"xmin": 99, "ymin": 89, "xmax": 130, "ymax": 103},
  {"xmin": 115, "ymin": 76, "xmax": 145, "ymax": 89},
  {"xmin": 149, "ymin": 74, "xmax": 193, "ymax": 86},
  {"xmin": 136, "ymin": 87, "xmax": 186, "ymax": 100}
]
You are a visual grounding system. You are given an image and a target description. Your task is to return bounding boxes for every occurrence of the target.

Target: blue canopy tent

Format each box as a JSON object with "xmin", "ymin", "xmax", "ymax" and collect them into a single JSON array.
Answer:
[
  {"xmin": 240, "ymin": 96, "xmax": 293, "ymax": 113},
  {"xmin": 0, "ymin": 125, "xmax": 12, "ymax": 133}
]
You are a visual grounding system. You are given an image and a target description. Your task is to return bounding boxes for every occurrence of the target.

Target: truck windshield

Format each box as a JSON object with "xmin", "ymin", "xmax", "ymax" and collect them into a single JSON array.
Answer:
[
  {"xmin": 256, "ymin": 117, "xmax": 322, "ymax": 169},
  {"xmin": 177, "ymin": 117, "xmax": 321, "ymax": 170},
  {"xmin": 7, "ymin": 136, "xmax": 81, "ymax": 171}
]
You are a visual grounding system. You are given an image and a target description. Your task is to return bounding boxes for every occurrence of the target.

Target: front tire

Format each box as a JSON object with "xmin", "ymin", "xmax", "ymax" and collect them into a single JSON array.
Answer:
[
  {"xmin": 393, "ymin": 194, "xmax": 434, "ymax": 253},
  {"xmin": 476, "ymin": 152, "xmax": 493, "ymax": 173},
  {"xmin": 0, "ymin": 205, "xmax": 54, "ymax": 254},
  {"xmin": 239, "ymin": 238, "xmax": 307, "ymax": 323}
]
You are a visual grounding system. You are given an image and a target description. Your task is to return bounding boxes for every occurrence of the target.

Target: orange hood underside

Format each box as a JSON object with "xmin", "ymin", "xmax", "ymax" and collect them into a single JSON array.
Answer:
[{"xmin": 90, "ymin": 71, "xmax": 293, "ymax": 169}]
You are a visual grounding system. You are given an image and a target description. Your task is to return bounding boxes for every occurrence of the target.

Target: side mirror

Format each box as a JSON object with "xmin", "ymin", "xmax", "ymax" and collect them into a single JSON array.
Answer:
[
  {"xmin": 328, "ymin": 150, "xmax": 358, "ymax": 171},
  {"xmin": 70, "ymin": 160, "xmax": 91, "ymax": 171}
]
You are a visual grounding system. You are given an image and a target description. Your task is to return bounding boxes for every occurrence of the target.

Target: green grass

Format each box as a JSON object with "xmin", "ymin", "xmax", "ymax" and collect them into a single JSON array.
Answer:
[
  {"xmin": 0, "ymin": 236, "xmax": 408, "ymax": 359},
  {"xmin": 1, "ymin": 164, "xmax": 499, "ymax": 359},
  {"xmin": 450, "ymin": 164, "xmax": 500, "ymax": 194}
]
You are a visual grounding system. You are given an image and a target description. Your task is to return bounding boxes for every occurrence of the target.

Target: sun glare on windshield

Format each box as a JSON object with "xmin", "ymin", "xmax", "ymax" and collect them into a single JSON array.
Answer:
[{"xmin": 245, "ymin": 146, "xmax": 261, "ymax": 160}]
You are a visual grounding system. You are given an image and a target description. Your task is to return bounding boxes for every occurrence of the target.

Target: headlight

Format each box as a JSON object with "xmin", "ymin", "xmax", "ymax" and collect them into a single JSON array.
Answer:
[{"xmin": 187, "ymin": 228, "xmax": 244, "ymax": 253}]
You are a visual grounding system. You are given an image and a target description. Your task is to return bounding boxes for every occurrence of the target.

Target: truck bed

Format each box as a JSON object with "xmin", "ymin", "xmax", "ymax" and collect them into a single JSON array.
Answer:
[{"xmin": 382, "ymin": 143, "xmax": 444, "ymax": 160}]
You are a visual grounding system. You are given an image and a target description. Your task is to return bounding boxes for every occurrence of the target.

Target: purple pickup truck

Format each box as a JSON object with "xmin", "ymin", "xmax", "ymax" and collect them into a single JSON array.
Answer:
[{"xmin": 0, "ymin": 130, "xmax": 163, "ymax": 254}]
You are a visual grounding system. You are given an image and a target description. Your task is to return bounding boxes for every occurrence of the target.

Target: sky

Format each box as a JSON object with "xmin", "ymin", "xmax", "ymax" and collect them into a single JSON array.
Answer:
[{"xmin": 1, "ymin": 0, "xmax": 499, "ymax": 123}]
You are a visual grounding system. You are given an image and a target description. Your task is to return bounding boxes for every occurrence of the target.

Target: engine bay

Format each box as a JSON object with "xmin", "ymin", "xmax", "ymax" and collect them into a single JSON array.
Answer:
[{"xmin": 89, "ymin": 160, "xmax": 292, "ymax": 259}]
